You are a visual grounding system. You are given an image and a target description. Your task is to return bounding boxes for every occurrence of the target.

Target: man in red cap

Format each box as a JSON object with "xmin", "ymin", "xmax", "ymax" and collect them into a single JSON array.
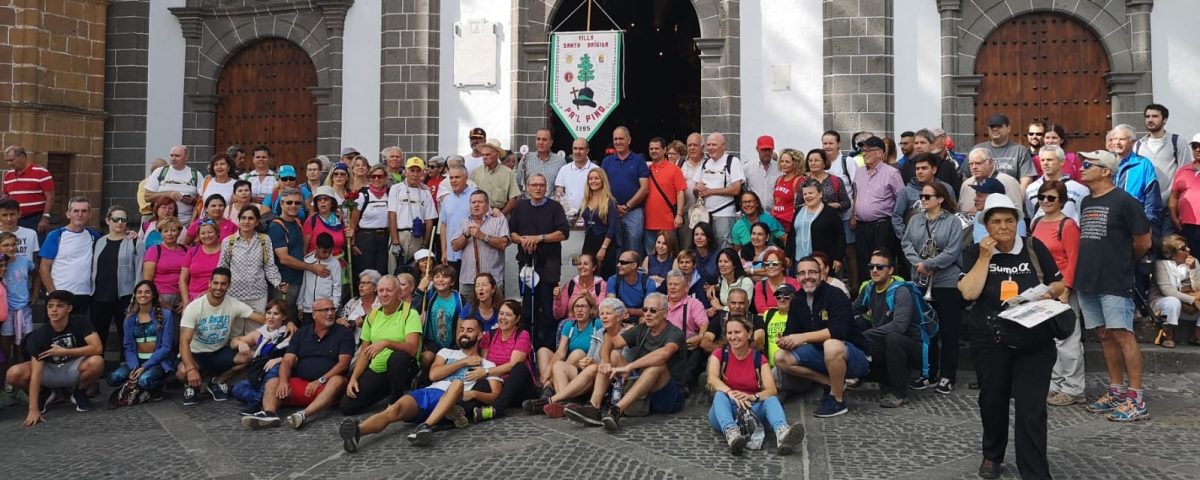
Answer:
[
  {"xmin": 743, "ymin": 135, "xmax": 782, "ymax": 212},
  {"xmin": 464, "ymin": 127, "xmax": 487, "ymax": 174}
]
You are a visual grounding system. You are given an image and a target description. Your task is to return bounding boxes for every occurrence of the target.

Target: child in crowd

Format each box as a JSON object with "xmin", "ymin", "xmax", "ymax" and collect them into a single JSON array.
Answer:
[
  {"xmin": 420, "ymin": 264, "xmax": 464, "ymax": 370},
  {"xmin": 230, "ymin": 300, "xmax": 293, "ymax": 415},
  {"xmin": 298, "ymin": 233, "xmax": 345, "ymax": 325},
  {"xmin": 0, "ymin": 233, "xmax": 34, "ymax": 406}
]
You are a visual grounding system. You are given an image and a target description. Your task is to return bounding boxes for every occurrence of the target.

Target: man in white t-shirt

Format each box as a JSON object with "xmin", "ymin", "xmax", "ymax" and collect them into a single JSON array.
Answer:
[
  {"xmin": 388, "ymin": 157, "xmax": 438, "ymax": 268},
  {"xmin": 693, "ymin": 132, "xmax": 745, "ymax": 251},
  {"xmin": 339, "ymin": 317, "xmax": 502, "ymax": 452},
  {"xmin": 145, "ymin": 145, "xmax": 201, "ymax": 223},
  {"xmin": 553, "ymin": 138, "xmax": 596, "ymax": 217},
  {"xmin": 176, "ymin": 267, "xmax": 266, "ymax": 406},
  {"xmin": 39, "ymin": 196, "xmax": 100, "ymax": 313},
  {"xmin": 464, "ymin": 127, "xmax": 487, "ymax": 174}
]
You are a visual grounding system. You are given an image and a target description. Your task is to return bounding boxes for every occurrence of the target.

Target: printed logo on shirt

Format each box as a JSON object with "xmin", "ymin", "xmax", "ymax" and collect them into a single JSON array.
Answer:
[
  {"xmin": 195, "ymin": 314, "xmax": 232, "ymax": 345},
  {"xmin": 47, "ymin": 331, "xmax": 78, "ymax": 364},
  {"xmin": 989, "ymin": 262, "xmax": 1032, "ymax": 276},
  {"xmin": 1080, "ymin": 205, "xmax": 1110, "ymax": 241}
]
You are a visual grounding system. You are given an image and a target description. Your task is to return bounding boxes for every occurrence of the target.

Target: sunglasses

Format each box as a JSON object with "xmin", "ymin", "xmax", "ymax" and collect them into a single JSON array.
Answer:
[
  {"xmin": 282, "ymin": 200, "xmax": 302, "ymax": 206},
  {"xmin": 1027, "ymin": 132, "xmax": 1045, "ymax": 136},
  {"xmin": 280, "ymin": 176, "xmax": 297, "ymax": 181},
  {"xmin": 867, "ymin": 263, "xmax": 890, "ymax": 271},
  {"xmin": 617, "ymin": 260, "xmax": 637, "ymax": 266},
  {"xmin": 1081, "ymin": 161, "xmax": 1106, "ymax": 170},
  {"xmin": 919, "ymin": 194, "xmax": 938, "ymax": 200},
  {"xmin": 773, "ymin": 292, "xmax": 793, "ymax": 300},
  {"xmin": 369, "ymin": 174, "xmax": 387, "ymax": 179},
  {"xmin": 1192, "ymin": 144, "xmax": 1200, "ymax": 151},
  {"xmin": 643, "ymin": 306, "xmax": 662, "ymax": 315},
  {"xmin": 762, "ymin": 261, "xmax": 782, "ymax": 268},
  {"xmin": 108, "ymin": 217, "xmax": 128, "ymax": 223},
  {"xmin": 1037, "ymin": 194, "xmax": 1060, "ymax": 203}
]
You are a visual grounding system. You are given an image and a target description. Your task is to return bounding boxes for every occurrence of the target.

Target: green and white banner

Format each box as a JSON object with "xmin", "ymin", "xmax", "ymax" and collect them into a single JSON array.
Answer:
[{"xmin": 549, "ymin": 31, "xmax": 623, "ymax": 141}]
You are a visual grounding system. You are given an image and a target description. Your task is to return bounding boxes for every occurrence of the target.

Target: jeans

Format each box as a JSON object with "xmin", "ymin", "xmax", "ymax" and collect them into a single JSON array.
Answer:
[
  {"xmin": 865, "ymin": 329, "xmax": 920, "ymax": 396},
  {"xmin": 619, "ymin": 207, "xmax": 645, "ymax": 258},
  {"xmin": 711, "ymin": 215, "xmax": 736, "ymax": 251},
  {"xmin": 708, "ymin": 391, "xmax": 788, "ymax": 432},
  {"xmin": 107, "ymin": 364, "xmax": 168, "ymax": 392}
]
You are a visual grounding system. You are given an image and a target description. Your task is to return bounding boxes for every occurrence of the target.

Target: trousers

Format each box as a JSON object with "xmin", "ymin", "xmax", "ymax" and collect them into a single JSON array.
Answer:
[{"xmin": 971, "ymin": 341, "xmax": 1055, "ymax": 480}]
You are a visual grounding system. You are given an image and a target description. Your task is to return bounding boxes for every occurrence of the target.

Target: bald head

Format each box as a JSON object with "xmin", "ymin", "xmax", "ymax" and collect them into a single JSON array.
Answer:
[{"xmin": 705, "ymin": 132, "xmax": 726, "ymax": 159}]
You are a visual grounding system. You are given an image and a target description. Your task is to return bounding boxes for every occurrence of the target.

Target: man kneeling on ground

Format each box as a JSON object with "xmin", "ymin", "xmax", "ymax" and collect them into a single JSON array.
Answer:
[
  {"xmin": 177, "ymin": 267, "xmax": 267, "ymax": 405},
  {"xmin": 7, "ymin": 290, "xmax": 104, "ymax": 426},
  {"xmin": 243, "ymin": 297, "xmax": 354, "ymax": 429},
  {"xmin": 564, "ymin": 292, "xmax": 686, "ymax": 431},
  {"xmin": 339, "ymin": 317, "xmax": 502, "ymax": 451}
]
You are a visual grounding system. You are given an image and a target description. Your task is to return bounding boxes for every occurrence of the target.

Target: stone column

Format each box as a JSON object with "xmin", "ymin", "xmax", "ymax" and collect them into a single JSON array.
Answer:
[
  {"xmin": 104, "ymin": 0, "xmax": 151, "ymax": 210},
  {"xmin": 379, "ymin": 0, "xmax": 440, "ymax": 160},
  {"xmin": 317, "ymin": 0, "xmax": 350, "ymax": 157},
  {"xmin": 697, "ymin": 0, "xmax": 741, "ymax": 158},
  {"xmin": 510, "ymin": 1, "xmax": 551, "ymax": 152},
  {"xmin": 1121, "ymin": 0, "xmax": 1154, "ymax": 130},
  {"xmin": 936, "ymin": 0, "xmax": 971, "ymax": 148},
  {"xmin": 823, "ymin": 0, "xmax": 893, "ymax": 150},
  {"xmin": 174, "ymin": 11, "xmax": 211, "ymax": 166}
]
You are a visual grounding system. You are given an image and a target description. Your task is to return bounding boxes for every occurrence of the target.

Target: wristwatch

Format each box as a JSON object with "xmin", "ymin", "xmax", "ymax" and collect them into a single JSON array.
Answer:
[
  {"xmin": 318, "ymin": 376, "xmax": 327, "ymax": 385},
  {"xmin": 753, "ymin": 393, "xmax": 761, "ymax": 401}
]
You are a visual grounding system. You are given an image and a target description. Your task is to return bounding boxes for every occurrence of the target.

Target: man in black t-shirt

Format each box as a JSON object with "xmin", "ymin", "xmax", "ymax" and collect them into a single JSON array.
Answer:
[
  {"xmin": 1075, "ymin": 150, "xmax": 1152, "ymax": 423},
  {"xmin": 243, "ymin": 297, "xmax": 354, "ymax": 430},
  {"xmin": 564, "ymin": 292, "xmax": 686, "ymax": 431},
  {"xmin": 5, "ymin": 290, "xmax": 104, "ymax": 426}
]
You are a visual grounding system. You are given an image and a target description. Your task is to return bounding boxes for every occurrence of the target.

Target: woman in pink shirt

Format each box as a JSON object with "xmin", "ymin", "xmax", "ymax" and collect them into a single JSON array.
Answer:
[
  {"xmin": 142, "ymin": 216, "xmax": 188, "ymax": 311},
  {"xmin": 552, "ymin": 253, "xmax": 608, "ymax": 320},
  {"xmin": 751, "ymin": 248, "xmax": 800, "ymax": 314},
  {"xmin": 182, "ymin": 194, "xmax": 236, "ymax": 246},
  {"xmin": 1031, "ymin": 180, "xmax": 1083, "ymax": 406},
  {"xmin": 478, "ymin": 299, "xmax": 534, "ymax": 419},
  {"xmin": 179, "ymin": 221, "xmax": 223, "ymax": 307},
  {"xmin": 303, "ymin": 186, "xmax": 346, "ymax": 256}
]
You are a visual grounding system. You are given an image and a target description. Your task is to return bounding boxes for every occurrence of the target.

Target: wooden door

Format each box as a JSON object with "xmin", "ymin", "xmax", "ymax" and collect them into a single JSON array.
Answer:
[
  {"xmin": 215, "ymin": 39, "xmax": 317, "ymax": 173},
  {"xmin": 974, "ymin": 13, "xmax": 1111, "ymax": 151}
]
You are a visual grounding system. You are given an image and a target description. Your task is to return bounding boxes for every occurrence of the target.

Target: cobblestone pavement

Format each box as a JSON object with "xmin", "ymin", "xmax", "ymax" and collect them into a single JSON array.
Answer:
[{"xmin": 1, "ymin": 371, "xmax": 1198, "ymax": 479}]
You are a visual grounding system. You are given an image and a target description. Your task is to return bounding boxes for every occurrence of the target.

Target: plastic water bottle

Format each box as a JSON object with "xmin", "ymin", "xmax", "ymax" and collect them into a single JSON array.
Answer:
[{"xmin": 611, "ymin": 376, "xmax": 625, "ymax": 403}]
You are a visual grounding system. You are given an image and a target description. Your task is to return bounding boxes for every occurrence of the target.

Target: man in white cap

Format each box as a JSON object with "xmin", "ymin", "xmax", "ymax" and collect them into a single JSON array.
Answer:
[
  {"xmin": 470, "ymin": 138, "xmax": 521, "ymax": 215},
  {"xmin": 388, "ymin": 157, "xmax": 437, "ymax": 273}
]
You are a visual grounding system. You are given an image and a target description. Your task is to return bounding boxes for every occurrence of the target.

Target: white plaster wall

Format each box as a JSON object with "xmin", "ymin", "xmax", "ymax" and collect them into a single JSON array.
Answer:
[
  {"xmin": 738, "ymin": 1, "xmax": 823, "ymax": 154},
  {"xmin": 893, "ymin": 0, "xmax": 941, "ymax": 137},
  {"xmin": 1152, "ymin": 1, "xmax": 1200, "ymax": 139},
  {"xmin": 144, "ymin": 0, "xmax": 186, "ymax": 169},
  {"xmin": 341, "ymin": 1, "xmax": 381, "ymax": 163},
  {"xmin": 439, "ymin": 0, "xmax": 513, "ymax": 156}
]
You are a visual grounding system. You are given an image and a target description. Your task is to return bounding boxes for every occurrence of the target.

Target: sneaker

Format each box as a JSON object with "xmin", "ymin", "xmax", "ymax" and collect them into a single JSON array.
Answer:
[
  {"xmin": 978, "ymin": 459, "xmax": 1001, "ymax": 479},
  {"xmin": 70, "ymin": 388, "xmax": 93, "ymax": 412},
  {"xmin": 878, "ymin": 392, "xmax": 908, "ymax": 408},
  {"xmin": 37, "ymin": 389, "xmax": 59, "ymax": 414},
  {"xmin": 968, "ymin": 381, "xmax": 980, "ymax": 390},
  {"xmin": 286, "ymin": 410, "xmax": 307, "ymax": 429},
  {"xmin": 813, "ymin": 395, "xmax": 848, "ymax": 418},
  {"xmin": 1046, "ymin": 391, "xmax": 1082, "ymax": 407},
  {"xmin": 540, "ymin": 385, "xmax": 556, "ymax": 399},
  {"xmin": 206, "ymin": 380, "xmax": 230, "ymax": 402},
  {"xmin": 446, "ymin": 405, "xmax": 469, "ymax": 429},
  {"xmin": 523, "ymin": 397, "xmax": 550, "ymax": 415},
  {"xmin": 844, "ymin": 378, "xmax": 861, "ymax": 390},
  {"xmin": 775, "ymin": 423, "xmax": 805, "ymax": 456},
  {"xmin": 909, "ymin": 377, "xmax": 934, "ymax": 390},
  {"xmin": 934, "ymin": 378, "xmax": 954, "ymax": 395},
  {"xmin": 149, "ymin": 389, "xmax": 165, "ymax": 402},
  {"xmin": 1106, "ymin": 399, "xmax": 1150, "ymax": 423},
  {"xmin": 564, "ymin": 404, "xmax": 604, "ymax": 426},
  {"xmin": 182, "ymin": 386, "xmax": 199, "ymax": 406},
  {"xmin": 239, "ymin": 403, "xmax": 262, "ymax": 416},
  {"xmin": 339, "ymin": 418, "xmax": 360, "ymax": 453},
  {"xmin": 542, "ymin": 402, "xmax": 566, "ymax": 418},
  {"xmin": 601, "ymin": 406, "xmax": 622, "ymax": 431},
  {"xmin": 724, "ymin": 427, "xmax": 748, "ymax": 455},
  {"xmin": 472, "ymin": 406, "xmax": 497, "ymax": 423},
  {"xmin": 406, "ymin": 423, "xmax": 433, "ymax": 446},
  {"xmin": 241, "ymin": 411, "xmax": 281, "ymax": 429},
  {"xmin": 1085, "ymin": 391, "xmax": 1124, "ymax": 414}
]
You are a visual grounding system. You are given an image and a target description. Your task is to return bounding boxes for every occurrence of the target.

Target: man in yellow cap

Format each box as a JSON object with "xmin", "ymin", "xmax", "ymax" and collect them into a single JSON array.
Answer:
[{"xmin": 388, "ymin": 156, "xmax": 438, "ymax": 271}]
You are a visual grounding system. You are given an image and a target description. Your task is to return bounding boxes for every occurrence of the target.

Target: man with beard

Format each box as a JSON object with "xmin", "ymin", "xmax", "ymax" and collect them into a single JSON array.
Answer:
[
  {"xmin": 773, "ymin": 257, "xmax": 868, "ymax": 418},
  {"xmin": 339, "ymin": 317, "xmax": 501, "ymax": 451},
  {"xmin": 1134, "ymin": 104, "xmax": 1190, "ymax": 237}
]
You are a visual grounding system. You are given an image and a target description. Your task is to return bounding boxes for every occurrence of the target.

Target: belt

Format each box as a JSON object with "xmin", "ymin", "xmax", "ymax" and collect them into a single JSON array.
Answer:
[
  {"xmin": 857, "ymin": 218, "xmax": 889, "ymax": 225},
  {"xmin": 396, "ymin": 228, "xmax": 412, "ymax": 232},
  {"xmin": 358, "ymin": 228, "xmax": 388, "ymax": 234}
]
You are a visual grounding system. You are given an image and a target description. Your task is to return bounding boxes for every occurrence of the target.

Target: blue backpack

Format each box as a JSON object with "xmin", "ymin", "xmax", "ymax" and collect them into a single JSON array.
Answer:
[{"xmin": 857, "ymin": 278, "xmax": 940, "ymax": 378}]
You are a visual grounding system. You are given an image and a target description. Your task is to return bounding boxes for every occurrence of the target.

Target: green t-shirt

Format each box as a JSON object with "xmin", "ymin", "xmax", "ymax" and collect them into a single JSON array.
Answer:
[
  {"xmin": 360, "ymin": 302, "xmax": 422, "ymax": 373},
  {"xmin": 765, "ymin": 308, "xmax": 788, "ymax": 367}
]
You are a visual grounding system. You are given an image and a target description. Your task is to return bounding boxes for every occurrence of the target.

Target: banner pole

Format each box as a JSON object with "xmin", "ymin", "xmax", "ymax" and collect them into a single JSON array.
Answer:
[{"xmin": 586, "ymin": 0, "xmax": 592, "ymax": 31}]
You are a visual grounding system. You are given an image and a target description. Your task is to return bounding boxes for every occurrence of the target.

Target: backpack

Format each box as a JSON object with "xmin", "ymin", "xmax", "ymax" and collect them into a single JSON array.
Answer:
[
  {"xmin": 719, "ymin": 344, "xmax": 764, "ymax": 390},
  {"xmin": 857, "ymin": 278, "xmax": 940, "ymax": 378},
  {"xmin": 613, "ymin": 273, "xmax": 650, "ymax": 304},
  {"xmin": 156, "ymin": 165, "xmax": 201, "ymax": 187},
  {"xmin": 703, "ymin": 155, "xmax": 742, "ymax": 214},
  {"xmin": 222, "ymin": 233, "xmax": 272, "ymax": 267},
  {"xmin": 567, "ymin": 279, "xmax": 602, "ymax": 299},
  {"xmin": 1030, "ymin": 216, "xmax": 1074, "ymax": 241}
]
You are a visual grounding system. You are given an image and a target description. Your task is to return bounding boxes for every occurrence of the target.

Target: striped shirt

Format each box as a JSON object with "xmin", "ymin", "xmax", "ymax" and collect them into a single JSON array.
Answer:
[{"xmin": 2, "ymin": 164, "xmax": 54, "ymax": 216}]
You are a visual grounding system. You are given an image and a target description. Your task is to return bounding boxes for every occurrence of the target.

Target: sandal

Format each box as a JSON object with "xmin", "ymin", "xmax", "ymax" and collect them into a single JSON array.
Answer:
[{"xmin": 1163, "ymin": 339, "xmax": 1176, "ymax": 348}]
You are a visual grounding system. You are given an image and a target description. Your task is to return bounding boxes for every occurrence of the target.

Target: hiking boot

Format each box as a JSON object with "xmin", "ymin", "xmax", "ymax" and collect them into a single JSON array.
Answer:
[
  {"xmin": 407, "ymin": 423, "xmax": 433, "ymax": 446},
  {"xmin": 775, "ymin": 423, "xmax": 805, "ymax": 455},
  {"xmin": 543, "ymin": 402, "xmax": 566, "ymax": 418},
  {"xmin": 472, "ymin": 406, "xmax": 497, "ymax": 423},
  {"xmin": 1046, "ymin": 391, "xmax": 1082, "ymax": 407},
  {"xmin": 601, "ymin": 406, "xmax": 623, "ymax": 431},
  {"xmin": 724, "ymin": 427, "xmax": 748, "ymax": 455},
  {"xmin": 934, "ymin": 378, "xmax": 954, "ymax": 395},
  {"xmin": 286, "ymin": 410, "xmax": 306, "ymax": 429},
  {"xmin": 37, "ymin": 389, "xmax": 59, "ymax": 414},
  {"xmin": 446, "ymin": 405, "xmax": 470, "ymax": 429},
  {"xmin": 206, "ymin": 379, "xmax": 230, "ymax": 402},
  {"xmin": 1085, "ymin": 391, "xmax": 1124, "ymax": 414},
  {"xmin": 813, "ymin": 395, "xmax": 848, "ymax": 418},
  {"xmin": 879, "ymin": 392, "xmax": 908, "ymax": 408},
  {"xmin": 1106, "ymin": 399, "xmax": 1150, "ymax": 423},
  {"xmin": 242, "ymin": 411, "xmax": 281, "ymax": 429},
  {"xmin": 181, "ymin": 386, "xmax": 199, "ymax": 406},
  {"xmin": 978, "ymin": 459, "xmax": 1001, "ymax": 479},
  {"xmin": 70, "ymin": 388, "xmax": 93, "ymax": 412},
  {"xmin": 339, "ymin": 418, "xmax": 360, "ymax": 453},
  {"xmin": 523, "ymin": 397, "xmax": 550, "ymax": 415},
  {"xmin": 564, "ymin": 403, "xmax": 604, "ymax": 426},
  {"xmin": 909, "ymin": 377, "xmax": 934, "ymax": 390}
]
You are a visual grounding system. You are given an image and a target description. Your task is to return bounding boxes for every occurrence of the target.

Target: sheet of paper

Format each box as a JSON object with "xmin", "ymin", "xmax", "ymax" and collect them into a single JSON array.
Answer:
[{"xmin": 999, "ymin": 299, "xmax": 1070, "ymax": 328}]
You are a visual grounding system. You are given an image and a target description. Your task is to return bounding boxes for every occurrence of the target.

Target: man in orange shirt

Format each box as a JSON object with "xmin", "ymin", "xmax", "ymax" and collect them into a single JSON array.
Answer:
[{"xmin": 643, "ymin": 137, "xmax": 686, "ymax": 253}]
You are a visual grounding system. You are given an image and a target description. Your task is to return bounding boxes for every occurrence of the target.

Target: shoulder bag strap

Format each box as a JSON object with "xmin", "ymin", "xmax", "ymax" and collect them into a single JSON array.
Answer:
[
  {"xmin": 648, "ymin": 168, "xmax": 677, "ymax": 212},
  {"xmin": 1026, "ymin": 240, "xmax": 1044, "ymax": 284}
]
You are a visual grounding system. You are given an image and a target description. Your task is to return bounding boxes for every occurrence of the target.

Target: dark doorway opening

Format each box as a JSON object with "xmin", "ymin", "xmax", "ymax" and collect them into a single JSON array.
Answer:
[{"xmin": 549, "ymin": 0, "xmax": 701, "ymax": 157}]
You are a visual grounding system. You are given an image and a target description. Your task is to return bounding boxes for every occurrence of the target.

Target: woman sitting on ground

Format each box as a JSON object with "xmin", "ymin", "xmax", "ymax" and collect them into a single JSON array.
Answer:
[
  {"xmin": 527, "ymin": 297, "xmax": 627, "ymax": 418},
  {"xmin": 108, "ymin": 281, "xmax": 175, "ymax": 401},
  {"xmin": 474, "ymin": 299, "xmax": 535, "ymax": 420},
  {"xmin": 531, "ymin": 293, "xmax": 602, "ymax": 403}
]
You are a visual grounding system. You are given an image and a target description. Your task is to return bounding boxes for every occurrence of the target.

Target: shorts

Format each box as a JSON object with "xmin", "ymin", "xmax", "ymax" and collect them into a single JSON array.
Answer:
[
  {"xmin": 193, "ymin": 347, "xmax": 237, "ymax": 375},
  {"xmin": 282, "ymin": 376, "xmax": 326, "ymax": 407},
  {"xmin": 409, "ymin": 386, "xmax": 445, "ymax": 423},
  {"xmin": 647, "ymin": 377, "xmax": 685, "ymax": 414},
  {"xmin": 1077, "ymin": 292, "xmax": 1135, "ymax": 331},
  {"xmin": 1, "ymin": 307, "xmax": 32, "ymax": 336},
  {"xmin": 41, "ymin": 357, "xmax": 84, "ymax": 389},
  {"xmin": 789, "ymin": 342, "xmax": 871, "ymax": 379}
]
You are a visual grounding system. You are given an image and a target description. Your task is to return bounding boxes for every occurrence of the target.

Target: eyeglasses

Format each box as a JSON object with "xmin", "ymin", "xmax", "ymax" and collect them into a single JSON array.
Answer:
[
  {"xmin": 1037, "ymin": 194, "xmax": 1060, "ymax": 203},
  {"xmin": 1027, "ymin": 132, "xmax": 1045, "ymax": 137},
  {"xmin": 239, "ymin": 215, "xmax": 257, "ymax": 221},
  {"xmin": 369, "ymin": 174, "xmax": 387, "ymax": 179},
  {"xmin": 359, "ymin": 280, "xmax": 375, "ymax": 285},
  {"xmin": 313, "ymin": 307, "xmax": 336, "ymax": 314},
  {"xmin": 617, "ymin": 260, "xmax": 637, "ymax": 266},
  {"xmin": 643, "ymin": 307, "xmax": 662, "ymax": 314},
  {"xmin": 280, "ymin": 176, "xmax": 297, "ymax": 181},
  {"xmin": 918, "ymin": 194, "xmax": 937, "ymax": 200},
  {"xmin": 762, "ymin": 261, "xmax": 782, "ymax": 268},
  {"xmin": 867, "ymin": 263, "xmax": 890, "ymax": 271},
  {"xmin": 108, "ymin": 217, "xmax": 128, "ymax": 223}
]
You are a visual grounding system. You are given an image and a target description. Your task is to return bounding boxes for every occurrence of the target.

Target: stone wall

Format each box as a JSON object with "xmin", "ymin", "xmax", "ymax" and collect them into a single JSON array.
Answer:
[
  {"xmin": 822, "ymin": 0, "xmax": 893, "ymax": 149},
  {"xmin": 379, "ymin": 0, "xmax": 440, "ymax": 160},
  {"xmin": 103, "ymin": 0, "xmax": 150, "ymax": 213}
]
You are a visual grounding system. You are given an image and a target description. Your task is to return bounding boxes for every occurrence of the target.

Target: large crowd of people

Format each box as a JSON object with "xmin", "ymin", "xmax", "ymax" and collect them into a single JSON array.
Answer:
[{"xmin": 1, "ymin": 104, "xmax": 1198, "ymax": 478}]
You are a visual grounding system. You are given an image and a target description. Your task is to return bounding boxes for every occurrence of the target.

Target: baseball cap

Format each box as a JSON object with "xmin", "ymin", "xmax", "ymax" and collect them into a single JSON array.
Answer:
[
  {"xmin": 1190, "ymin": 133, "xmax": 1200, "ymax": 146},
  {"xmin": 278, "ymin": 164, "xmax": 297, "ymax": 178},
  {"xmin": 1080, "ymin": 150, "xmax": 1119, "ymax": 171},
  {"xmin": 774, "ymin": 284, "xmax": 797, "ymax": 297},
  {"xmin": 986, "ymin": 114, "xmax": 1010, "ymax": 127},
  {"xmin": 469, "ymin": 127, "xmax": 487, "ymax": 139},
  {"xmin": 859, "ymin": 137, "xmax": 886, "ymax": 150},
  {"xmin": 969, "ymin": 177, "xmax": 1005, "ymax": 195},
  {"xmin": 340, "ymin": 147, "xmax": 359, "ymax": 157},
  {"xmin": 405, "ymin": 156, "xmax": 426, "ymax": 170},
  {"xmin": 756, "ymin": 135, "xmax": 775, "ymax": 151},
  {"xmin": 978, "ymin": 194, "xmax": 1020, "ymax": 225},
  {"xmin": 413, "ymin": 249, "xmax": 434, "ymax": 262}
]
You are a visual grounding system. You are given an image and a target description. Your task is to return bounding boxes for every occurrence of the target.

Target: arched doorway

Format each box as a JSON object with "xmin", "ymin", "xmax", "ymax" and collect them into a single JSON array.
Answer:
[
  {"xmin": 215, "ymin": 38, "xmax": 318, "ymax": 172},
  {"xmin": 548, "ymin": 0, "xmax": 701, "ymax": 155},
  {"xmin": 974, "ymin": 13, "xmax": 1111, "ymax": 151}
]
